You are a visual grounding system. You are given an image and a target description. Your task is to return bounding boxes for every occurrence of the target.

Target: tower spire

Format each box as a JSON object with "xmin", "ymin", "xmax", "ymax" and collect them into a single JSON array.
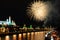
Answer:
[{"xmin": 9, "ymin": 16, "xmax": 11, "ymax": 23}]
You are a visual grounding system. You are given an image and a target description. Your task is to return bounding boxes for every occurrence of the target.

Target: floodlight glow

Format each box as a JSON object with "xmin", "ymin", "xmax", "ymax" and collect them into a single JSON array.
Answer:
[{"xmin": 0, "ymin": 16, "xmax": 16, "ymax": 26}]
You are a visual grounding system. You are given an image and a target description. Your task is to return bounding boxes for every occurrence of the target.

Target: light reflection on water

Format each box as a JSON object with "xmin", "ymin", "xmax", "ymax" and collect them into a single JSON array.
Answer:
[
  {"xmin": 5, "ymin": 35, "xmax": 9, "ymax": 40},
  {"xmin": 31, "ymin": 32, "xmax": 35, "ymax": 40},
  {"xmin": 23, "ymin": 33, "xmax": 26, "ymax": 40},
  {"xmin": 0, "ymin": 32, "xmax": 45, "ymax": 40},
  {"xmin": 27, "ymin": 33, "xmax": 31, "ymax": 40},
  {"xmin": 0, "ymin": 37, "xmax": 1, "ymax": 40},
  {"xmin": 13, "ymin": 34, "xmax": 17, "ymax": 40},
  {"xmin": 18, "ymin": 34, "xmax": 22, "ymax": 40}
]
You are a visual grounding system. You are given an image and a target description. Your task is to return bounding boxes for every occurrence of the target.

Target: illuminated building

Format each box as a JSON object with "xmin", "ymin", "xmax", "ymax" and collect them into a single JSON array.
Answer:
[
  {"xmin": 23, "ymin": 24, "xmax": 27, "ymax": 29},
  {"xmin": 0, "ymin": 16, "xmax": 16, "ymax": 26},
  {"xmin": 0, "ymin": 16, "xmax": 16, "ymax": 33},
  {"xmin": 30, "ymin": 25, "xmax": 32, "ymax": 28}
]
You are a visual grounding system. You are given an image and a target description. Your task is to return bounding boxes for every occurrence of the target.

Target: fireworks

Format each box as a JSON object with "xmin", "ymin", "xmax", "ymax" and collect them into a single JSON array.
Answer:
[{"xmin": 27, "ymin": 1, "xmax": 52, "ymax": 21}]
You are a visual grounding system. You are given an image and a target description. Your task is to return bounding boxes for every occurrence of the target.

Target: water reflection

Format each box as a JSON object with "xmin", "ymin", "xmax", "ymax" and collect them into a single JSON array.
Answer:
[
  {"xmin": 0, "ymin": 32, "xmax": 45, "ymax": 40},
  {"xmin": 31, "ymin": 32, "xmax": 35, "ymax": 40},
  {"xmin": 38, "ymin": 32, "xmax": 45, "ymax": 40},
  {"xmin": 23, "ymin": 33, "xmax": 26, "ymax": 40},
  {"xmin": 0, "ymin": 37, "xmax": 1, "ymax": 40},
  {"xmin": 13, "ymin": 34, "xmax": 17, "ymax": 40},
  {"xmin": 35, "ymin": 32, "xmax": 38, "ymax": 40},
  {"xmin": 27, "ymin": 33, "xmax": 31, "ymax": 40},
  {"xmin": 18, "ymin": 34, "xmax": 22, "ymax": 40},
  {"xmin": 5, "ymin": 35, "xmax": 9, "ymax": 40}
]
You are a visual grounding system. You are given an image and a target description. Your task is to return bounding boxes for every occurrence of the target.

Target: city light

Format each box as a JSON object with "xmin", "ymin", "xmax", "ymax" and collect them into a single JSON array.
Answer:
[{"xmin": 0, "ymin": 16, "xmax": 16, "ymax": 26}]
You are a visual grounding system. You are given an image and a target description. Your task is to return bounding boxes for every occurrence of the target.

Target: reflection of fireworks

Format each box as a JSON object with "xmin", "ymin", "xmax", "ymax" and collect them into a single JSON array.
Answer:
[{"xmin": 27, "ymin": 1, "xmax": 52, "ymax": 21}]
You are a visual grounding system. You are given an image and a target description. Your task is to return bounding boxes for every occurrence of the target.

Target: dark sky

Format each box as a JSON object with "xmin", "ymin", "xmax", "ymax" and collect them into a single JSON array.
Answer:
[
  {"xmin": 2, "ymin": 0, "xmax": 60, "ymax": 27},
  {"xmin": 3, "ymin": 0, "xmax": 32, "ymax": 26}
]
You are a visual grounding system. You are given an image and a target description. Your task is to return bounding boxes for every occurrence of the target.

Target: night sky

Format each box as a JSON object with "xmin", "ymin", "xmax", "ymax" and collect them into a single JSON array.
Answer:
[{"xmin": 2, "ymin": 0, "xmax": 60, "ymax": 28}]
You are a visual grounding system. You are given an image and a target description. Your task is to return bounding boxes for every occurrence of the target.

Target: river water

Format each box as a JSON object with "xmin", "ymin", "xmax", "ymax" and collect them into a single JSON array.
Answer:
[{"xmin": 0, "ymin": 32, "xmax": 45, "ymax": 40}]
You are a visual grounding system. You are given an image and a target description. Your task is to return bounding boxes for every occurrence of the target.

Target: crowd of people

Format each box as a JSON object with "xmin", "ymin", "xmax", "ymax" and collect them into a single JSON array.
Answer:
[{"xmin": 45, "ymin": 31, "xmax": 60, "ymax": 40}]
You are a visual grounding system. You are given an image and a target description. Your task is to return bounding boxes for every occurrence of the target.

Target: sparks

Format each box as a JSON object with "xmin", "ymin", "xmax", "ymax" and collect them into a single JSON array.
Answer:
[{"xmin": 27, "ymin": 1, "xmax": 52, "ymax": 21}]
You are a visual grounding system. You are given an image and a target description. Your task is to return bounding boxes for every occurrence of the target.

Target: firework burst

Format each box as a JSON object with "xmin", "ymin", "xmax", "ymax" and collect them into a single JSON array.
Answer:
[{"xmin": 27, "ymin": 1, "xmax": 52, "ymax": 21}]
